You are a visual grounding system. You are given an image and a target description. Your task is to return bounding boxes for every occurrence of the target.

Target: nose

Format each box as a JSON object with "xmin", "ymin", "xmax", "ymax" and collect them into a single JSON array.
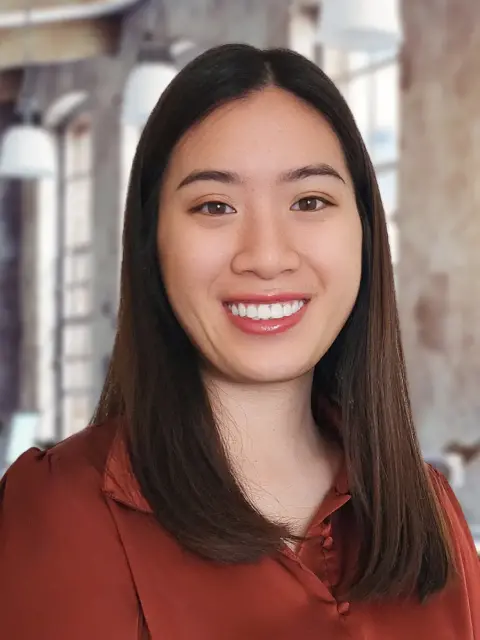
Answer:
[{"xmin": 231, "ymin": 207, "xmax": 300, "ymax": 280}]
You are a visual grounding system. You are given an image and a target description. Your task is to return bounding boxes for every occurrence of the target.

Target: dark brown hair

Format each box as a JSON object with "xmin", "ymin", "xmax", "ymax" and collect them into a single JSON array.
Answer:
[{"xmin": 94, "ymin": 44, "xmax": 455, "ymax": 601}]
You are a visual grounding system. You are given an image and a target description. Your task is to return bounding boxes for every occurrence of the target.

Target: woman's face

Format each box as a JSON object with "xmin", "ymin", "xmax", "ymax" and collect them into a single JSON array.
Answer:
[{"xmin": 158, "ymin": 87, "xmax": 362, "ymax": 383}]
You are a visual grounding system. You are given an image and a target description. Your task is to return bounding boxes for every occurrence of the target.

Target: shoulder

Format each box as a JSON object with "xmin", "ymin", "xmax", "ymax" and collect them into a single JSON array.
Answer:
[
  {"xmin": 427, "ymin": 464, "xmax": 480, "ymax": 603},
  {"xmin": 0, "ymin": 421, "xmax": 117, "ymax": 530},
  {"xmin": 0, "ymin": 421, "xmax": 140, "ymax": 638},
  {"xmin": 2, "ymin": 419, "xmax": 114, "ymax": 495},
  {"xmin": 427, "ymin": 464, "xmax": 478, "ymax": 554}
]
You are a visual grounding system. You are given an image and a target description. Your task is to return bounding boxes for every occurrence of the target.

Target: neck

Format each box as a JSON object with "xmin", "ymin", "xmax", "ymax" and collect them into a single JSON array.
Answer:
[
  {"xmin": 204, "ymin": 371, "xmax": 342, "ymax": 533},
  {"xmin": 205, "ymin": 371, "xmax": 330, "ymax": 480}
]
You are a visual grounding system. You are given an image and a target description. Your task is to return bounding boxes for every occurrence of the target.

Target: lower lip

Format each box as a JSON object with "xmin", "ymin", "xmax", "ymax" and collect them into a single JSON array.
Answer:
[{"xmin": 224, "ymin": 302, "xmax": 308, "ymax": 335}]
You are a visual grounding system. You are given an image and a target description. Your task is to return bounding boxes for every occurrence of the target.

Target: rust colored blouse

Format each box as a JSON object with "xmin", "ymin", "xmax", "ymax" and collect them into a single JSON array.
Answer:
[{"xmin": 0, "ymin": 421, "xmax": 479, "ymax": 639}]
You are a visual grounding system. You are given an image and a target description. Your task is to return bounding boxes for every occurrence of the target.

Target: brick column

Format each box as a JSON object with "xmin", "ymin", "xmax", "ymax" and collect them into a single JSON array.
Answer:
[{"xmin": 398, "ymin": 0, "xmax": 480, "ymax": 522}]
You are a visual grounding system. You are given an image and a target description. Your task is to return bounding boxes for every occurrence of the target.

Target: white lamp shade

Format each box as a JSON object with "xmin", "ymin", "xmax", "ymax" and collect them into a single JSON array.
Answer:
[
  {"xmin": 317, "ymin": 0, "xmax": 402, "ymax": 53},
  {"xmin": 122, "ymin": 62, "xmax": 177, "ymax": 127},
  {"xmin": 0, "ymin": 124, "xmax": 57, "ymax": 179}
]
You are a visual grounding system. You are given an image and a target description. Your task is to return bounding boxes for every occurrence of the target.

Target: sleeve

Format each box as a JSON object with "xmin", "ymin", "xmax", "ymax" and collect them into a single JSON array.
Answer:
[
  {"xmin": 428, "ymin": 465, "xmax": 480, "ymax": 629},
  {"xmin": 0, "ymin": 448, "xmax": 140, "ymax": 639}
]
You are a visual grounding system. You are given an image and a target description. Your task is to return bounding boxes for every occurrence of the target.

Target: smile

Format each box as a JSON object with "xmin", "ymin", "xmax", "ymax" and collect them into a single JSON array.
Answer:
[
  {"xmin": 223, "ymin": 296, "xmax": 309, "ymax": 335},
  {"xmin": 227, "ymin": 300, "xmax": 305, "ymax": 320}
]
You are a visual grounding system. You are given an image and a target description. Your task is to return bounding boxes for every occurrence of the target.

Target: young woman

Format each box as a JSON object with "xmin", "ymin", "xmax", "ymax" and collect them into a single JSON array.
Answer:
[{"xmin": 1, "ymin": 44, "xmax": 478, "ymax": 639}]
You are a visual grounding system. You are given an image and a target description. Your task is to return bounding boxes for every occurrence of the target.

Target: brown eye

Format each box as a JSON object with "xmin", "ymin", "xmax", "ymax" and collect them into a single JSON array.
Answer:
[
  {"xmin": 291, "ymin": 197, "xmax": 328, "ymax": 212},
  {"xmin": 195, "ymin": 201, "xmax": 236, "ymax": 215}
]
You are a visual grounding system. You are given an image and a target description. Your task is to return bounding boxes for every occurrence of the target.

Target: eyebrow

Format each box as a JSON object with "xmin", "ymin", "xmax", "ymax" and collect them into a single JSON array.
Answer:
[
  {"xmin": 177, "ymin": 170, "xmax": 241, "ymax": 190},
  {"xmin": 279, "ymin": 163, "xmax": 346, "ymax": 184},
  {"xmin": 176, "ymin": 163, "xmax": 346, "ymax": 190}
]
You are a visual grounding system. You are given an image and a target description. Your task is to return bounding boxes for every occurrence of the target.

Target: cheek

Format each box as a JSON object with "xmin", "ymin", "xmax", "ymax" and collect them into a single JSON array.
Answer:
[
  {"xmin": 158, "ymin": 224, "xmax": 229, "ymax": 312},
  {"xmin": 304, "ymin": 216, "xmax": 362, "ymax": 295}
]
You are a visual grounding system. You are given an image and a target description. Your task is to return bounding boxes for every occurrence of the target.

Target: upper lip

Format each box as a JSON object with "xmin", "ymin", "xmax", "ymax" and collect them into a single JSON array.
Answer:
[{"xmin": 224, "ymin": 293, "xmax": 311, "ymax": 304}]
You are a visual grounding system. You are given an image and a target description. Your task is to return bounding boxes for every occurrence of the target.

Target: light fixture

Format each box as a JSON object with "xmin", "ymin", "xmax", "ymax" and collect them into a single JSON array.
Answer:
[
  {"xmin": 0, "ymin": 0, "xmax": 57, "ymax": 180},
  {"xmin": 316, "ymin": 0, "xmax": 402, "ymax": 53},
  {"xmin": 0, "ymin": 123, "xmax": 57, "ymax": 179},
  {"xmin": 122, "ymin": 61, "xmax": 177, "ymax": 127}
]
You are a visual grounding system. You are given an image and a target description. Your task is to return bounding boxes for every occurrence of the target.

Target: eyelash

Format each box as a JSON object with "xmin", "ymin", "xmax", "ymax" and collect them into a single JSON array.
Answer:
[
  {"xmin": 190, "ymin": 201, "xmax": 236, "ymax": 216},
  {"xmin": 291, "ymin": 196, "xmax": 331, "ymax": 212},
  {"xmin": 190, "ymin": 196, "xmax": 332, "ymax": 216}
]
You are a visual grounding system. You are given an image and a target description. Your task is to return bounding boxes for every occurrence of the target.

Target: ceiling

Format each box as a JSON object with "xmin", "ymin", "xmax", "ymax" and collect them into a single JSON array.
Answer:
[
  {"xmin": 0, "ymin": 0, "xmax": 294, "ymax": 105},
  {"xmin": 0, "ymin": 0, "xmax": 139, "ymax": 71},
  {"xmin": 0, "ymin": 0, "xmax": 99, "ymax": 8}
]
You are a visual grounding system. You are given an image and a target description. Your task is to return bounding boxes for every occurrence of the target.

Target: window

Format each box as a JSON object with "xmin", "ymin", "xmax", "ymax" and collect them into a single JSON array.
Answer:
[
  {"xmin": 63, "ymin": 325, "xmax": 92, "ymax": 358},
  {"xmin": 61, "ymin": 114, "xmax": 94, "ymax": 437},
  {"xmin": 62, "ymin": 395, "xmax": 91, "ymax": 438}
]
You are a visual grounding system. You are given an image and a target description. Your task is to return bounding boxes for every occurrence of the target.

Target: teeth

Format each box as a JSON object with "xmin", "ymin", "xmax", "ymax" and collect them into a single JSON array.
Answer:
[
  {"xmin": 246, "ymin": 305, "xmax": 257, "ymax": 319},
  {"xmin": 228, "ymin": 300, "xmax": 305, "ymax": 320},
  {"xmin": 271, "ymin": 303, "xmax": 283, "ymax": 319},
  {"xmin": 258, "ymin": 305, "xmax": 270, "ymax": 320}
]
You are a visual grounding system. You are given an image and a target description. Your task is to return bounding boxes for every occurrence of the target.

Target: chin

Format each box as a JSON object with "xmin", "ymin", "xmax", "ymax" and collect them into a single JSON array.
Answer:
[{"xmin": 223, "ymin": 356, "xmax": 315, "ymax": 385}]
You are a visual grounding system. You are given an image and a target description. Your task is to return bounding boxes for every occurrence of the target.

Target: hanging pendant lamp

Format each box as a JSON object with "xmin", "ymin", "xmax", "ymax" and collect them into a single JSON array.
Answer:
[
  {"xmin": 0, "ymin": 123, "xmax": 57, "ymax": 179},
  {"xmin": 122, "ymin": 61, "xmax": 177, "ymax": 127},
  {"xmin": 0, "ymin": 0, "xmax": 58, "ymax": 180},
  {"xmin": 316, "ymin": 0, "xmax": 402, "ymax": 53}
]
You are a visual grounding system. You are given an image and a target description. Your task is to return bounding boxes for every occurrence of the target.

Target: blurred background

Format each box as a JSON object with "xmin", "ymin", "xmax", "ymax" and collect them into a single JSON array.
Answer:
[{"xmin": 0, "ymin": 0, "xmax": 478, "ymax": 544}]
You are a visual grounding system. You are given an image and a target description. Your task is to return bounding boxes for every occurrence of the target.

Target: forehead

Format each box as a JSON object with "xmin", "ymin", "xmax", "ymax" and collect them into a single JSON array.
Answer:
[{"xmin": 166, "ymin": 87, "xmax": 349, "ymax": 182}]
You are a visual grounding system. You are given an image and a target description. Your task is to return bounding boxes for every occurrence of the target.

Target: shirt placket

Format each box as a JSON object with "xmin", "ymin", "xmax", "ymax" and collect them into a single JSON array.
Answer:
[{"xmin": 278, "ymin": 494, "xmax": 352, "ymax": 618}]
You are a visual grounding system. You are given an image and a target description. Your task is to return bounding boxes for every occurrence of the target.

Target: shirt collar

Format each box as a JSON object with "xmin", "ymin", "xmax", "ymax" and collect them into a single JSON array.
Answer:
[
  {"xmin": 103, "ymin": 424, "xmax": 350, "ymax": 514},
  {"xmin": 103, "ymin": 425, "xmax": 153, "ymax": 513}
]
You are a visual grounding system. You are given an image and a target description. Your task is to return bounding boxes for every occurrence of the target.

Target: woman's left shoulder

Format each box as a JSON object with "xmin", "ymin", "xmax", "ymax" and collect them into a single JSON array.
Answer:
[{"xmin": 427, "ymin": 464, "xmax": 480, "ymax": 579}]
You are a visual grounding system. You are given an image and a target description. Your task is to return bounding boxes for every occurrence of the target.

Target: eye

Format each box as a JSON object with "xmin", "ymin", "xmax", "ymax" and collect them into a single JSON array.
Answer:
[
  {"xmin": 191, "ymin": 201, "xmax": 236, "ymax": 216},
  {"xmin": 291, "ymin": 196, "xmax": 330, "ymax": 212}
]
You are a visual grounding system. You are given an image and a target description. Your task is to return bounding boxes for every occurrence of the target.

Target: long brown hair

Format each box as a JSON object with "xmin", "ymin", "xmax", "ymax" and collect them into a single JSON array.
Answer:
[{"xmin": 94, "ymin": 44, "xmax": 455, "ymax": 601}]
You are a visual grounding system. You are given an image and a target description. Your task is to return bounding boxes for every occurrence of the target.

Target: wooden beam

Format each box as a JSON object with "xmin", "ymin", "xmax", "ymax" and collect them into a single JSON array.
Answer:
[
  {"xmin": 162, "ymin": 0, "xmax": 290, "ymax": 49},
  {"xmin": 0, "ymin": 0, "xmax": 107, "ymax": 10},
  {"xmin": 0, "ymin": 17, "xmax": 120, "ymax": 71}
]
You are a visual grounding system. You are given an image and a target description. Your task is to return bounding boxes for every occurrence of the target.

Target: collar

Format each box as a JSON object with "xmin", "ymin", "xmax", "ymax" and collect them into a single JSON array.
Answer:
[
  {"xmin": 103, "ymin": 424, "xmax": 350, "ymax": 514},
  {"xmin": 103, "ymin": 425, "xmax": 153, "ymax": 513}
]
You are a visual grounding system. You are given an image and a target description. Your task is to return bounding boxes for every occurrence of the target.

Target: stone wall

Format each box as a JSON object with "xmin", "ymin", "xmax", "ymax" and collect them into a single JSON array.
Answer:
[{"xmin": 399, "ymin": 0, "xmax": 480, "ymax": 523}]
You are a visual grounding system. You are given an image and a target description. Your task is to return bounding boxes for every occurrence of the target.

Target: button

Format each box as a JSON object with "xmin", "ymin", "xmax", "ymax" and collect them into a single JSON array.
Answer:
[
  {"xmin": 337, "ymin": 601, "xmax": 350, "ymax": 615},
  {"xmin": 322, "ymin": 536, "xmax": 334, "ymax": 550},
  {"xmin": 320, "ymin": 518, "xmax": 332, "ymax": 536}
]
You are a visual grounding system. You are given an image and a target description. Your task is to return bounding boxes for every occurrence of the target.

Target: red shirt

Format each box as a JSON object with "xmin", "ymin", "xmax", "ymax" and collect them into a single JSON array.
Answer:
[{"xmin": 0, "ymin": 420, "xmax": 479, "ymax": 639}]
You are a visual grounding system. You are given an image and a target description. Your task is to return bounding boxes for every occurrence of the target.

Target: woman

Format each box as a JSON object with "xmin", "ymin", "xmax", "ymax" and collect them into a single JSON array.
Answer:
[{"xmin": 1, "ymin": 44, "xmax": 478, "ymax": 639}]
